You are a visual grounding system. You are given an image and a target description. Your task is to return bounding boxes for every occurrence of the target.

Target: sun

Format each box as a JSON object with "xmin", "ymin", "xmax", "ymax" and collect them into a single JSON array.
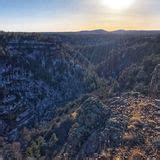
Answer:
[{"xmin": 102, "ymin": 0, "xmax": 135, "ymax": 11}]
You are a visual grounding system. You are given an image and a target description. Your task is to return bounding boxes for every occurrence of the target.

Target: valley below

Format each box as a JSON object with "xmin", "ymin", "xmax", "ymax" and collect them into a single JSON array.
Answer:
[{"xmin": 0, "ymin": 31, "xmax": 160, "ymax": 159}]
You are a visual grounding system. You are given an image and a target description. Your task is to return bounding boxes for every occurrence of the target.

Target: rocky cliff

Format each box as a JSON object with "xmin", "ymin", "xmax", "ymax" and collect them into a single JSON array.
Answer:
[{"xmin": 0, "ymin": 33, "xmax": 98, "ymax": 142}]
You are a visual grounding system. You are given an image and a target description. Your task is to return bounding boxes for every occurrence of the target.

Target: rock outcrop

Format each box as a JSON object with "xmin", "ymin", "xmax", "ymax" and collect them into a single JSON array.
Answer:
[{"xmin": 150, "ymin": 64, "xmax": 160, "ymax": 98}]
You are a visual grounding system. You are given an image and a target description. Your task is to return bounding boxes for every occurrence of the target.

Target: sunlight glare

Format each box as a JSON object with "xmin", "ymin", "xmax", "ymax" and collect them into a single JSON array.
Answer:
[{"xmin": 102, "ymin": 0, "xmax": 135, "ymax": 11}]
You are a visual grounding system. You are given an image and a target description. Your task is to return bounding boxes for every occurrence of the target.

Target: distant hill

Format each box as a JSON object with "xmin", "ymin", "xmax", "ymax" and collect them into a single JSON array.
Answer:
[
  {"xmin": 112, "ymin": 29, "xmax": 160, "ymax": 35},
  {"xmin": 1, "ymin": 29, "xmax": 160, "ymax": 35},
  {"xmin": 77, "ymin": 29, "xmax": 109, "ymax": 35}
]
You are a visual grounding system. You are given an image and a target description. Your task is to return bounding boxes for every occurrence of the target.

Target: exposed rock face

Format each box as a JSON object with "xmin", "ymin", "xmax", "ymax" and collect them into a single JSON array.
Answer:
[
  {"xmin": 59, "ymin": 97, "xmax": 111, "ymax": 159},
  {"xmin": 0, "ymin": 35, "xmax": 97, "ymax": 141},
  {"xmin": 150, "ymin": 64, "xmax": 160, "ymax": 98},
  {"xmin": 49, "ymin": 94, "xmax": 159, "ymax": 160}
]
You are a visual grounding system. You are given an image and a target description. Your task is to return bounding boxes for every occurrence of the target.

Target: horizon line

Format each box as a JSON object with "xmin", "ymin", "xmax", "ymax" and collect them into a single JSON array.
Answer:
[{"xmin": 1, "ymin": 28, "xmax": 160, "ymax": 33}]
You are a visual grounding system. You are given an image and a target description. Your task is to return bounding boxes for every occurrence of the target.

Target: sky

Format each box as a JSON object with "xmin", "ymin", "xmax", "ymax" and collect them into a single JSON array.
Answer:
[{"xmin": 0, "ymin": 0, "xmax": 160, "ymax": 32}]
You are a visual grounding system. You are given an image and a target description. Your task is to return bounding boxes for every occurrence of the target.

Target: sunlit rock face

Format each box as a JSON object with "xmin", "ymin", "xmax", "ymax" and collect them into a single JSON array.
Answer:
[
  {"xmin": 58, "ymin": 97, "xmax": 111, "ymax": 159},
  {"xmin": 53, "ymin": 93, "xmax": 158, "ymax": 160}
]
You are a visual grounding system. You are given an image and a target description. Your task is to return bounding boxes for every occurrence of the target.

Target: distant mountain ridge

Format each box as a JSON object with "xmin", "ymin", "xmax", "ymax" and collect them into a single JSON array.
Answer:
[
  {"xmin": 111, "ymin": 29, "xmax": 160, "ymax": 35},
  {"xmin": 78, "ymin": 29, "xmax": 160, "ymax": 35},
  {"xmin": 77, "ymin": 29, "xmax": 109, "ymax": 35},
  {"xmin": 1, "ymin": 29, "xmax": 160, "ymax": 35}
]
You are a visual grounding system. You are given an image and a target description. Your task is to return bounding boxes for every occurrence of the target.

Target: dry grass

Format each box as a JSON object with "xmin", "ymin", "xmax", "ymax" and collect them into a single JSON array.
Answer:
[{"xmin": 128, "ymin": 148, "xmax": 146, "ymax": 160}]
